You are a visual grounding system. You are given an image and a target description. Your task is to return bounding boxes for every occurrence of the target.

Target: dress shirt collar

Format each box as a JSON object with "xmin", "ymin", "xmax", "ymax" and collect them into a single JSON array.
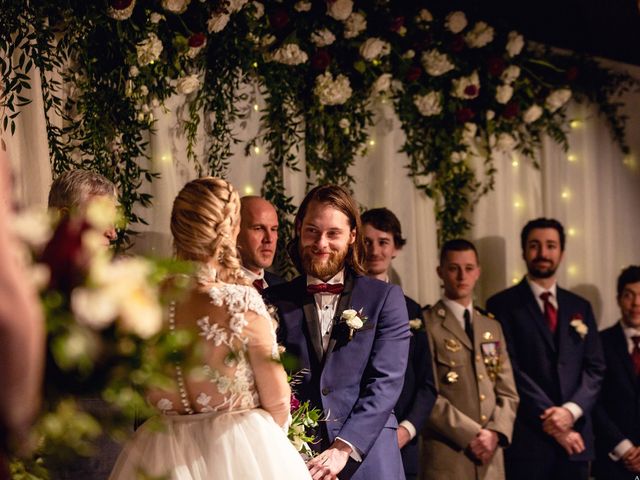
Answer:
[
  {"xmin": 527, "ymin": 276, "xmax": 558, "ymax": 309},
  {"xmin": 442, "ymin": 297, "xmax": 473, "ymax": 327},
  {"xmin": 621, "ymin": 321, "xmax": 640, "ymax": 353},
  {"xmin": 241, "ymin": 266, "xmax": 264, "ymax": 283},
  {"xmin": 307, "ymin": 269, "xmax": 345, "ymax": 288}
]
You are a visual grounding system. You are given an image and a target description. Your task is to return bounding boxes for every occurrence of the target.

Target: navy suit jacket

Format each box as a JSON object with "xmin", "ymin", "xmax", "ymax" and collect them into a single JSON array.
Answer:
[
  {"xmin": 486, "ymin": 279, "xmax": 605, "ymax": 463},
  {"xmin": 267, "ymin": 270, "xmax": 410, "ymax": 480},
  {"xmin": 264, "ymin": 270, "xmax": 285, "ymax": 288},
  {"xmin": 395, "ymin": 297, "xmax": 436, "ymax": 476},
  {"xmin": 593, "ymin": 322, "xmax": 640, "ymax": 479}
]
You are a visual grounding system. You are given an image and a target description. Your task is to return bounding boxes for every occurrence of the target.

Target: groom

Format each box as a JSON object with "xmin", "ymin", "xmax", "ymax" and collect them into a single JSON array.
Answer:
[{"xmin": 266, "ymin": 185, "xmax": 410, "ymax": 479}]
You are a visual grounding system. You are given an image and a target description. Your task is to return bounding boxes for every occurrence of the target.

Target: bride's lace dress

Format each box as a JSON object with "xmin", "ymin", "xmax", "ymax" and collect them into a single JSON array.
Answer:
[{"xmin": 109, "ymin": 282, "xmax": 310, "ymax": 480}]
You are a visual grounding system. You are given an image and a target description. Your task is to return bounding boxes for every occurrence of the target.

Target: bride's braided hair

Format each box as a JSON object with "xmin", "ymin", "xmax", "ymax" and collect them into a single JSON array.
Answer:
[{"xmin": 171, "ymin": 177, "xmax": 247, "ymax": 284}]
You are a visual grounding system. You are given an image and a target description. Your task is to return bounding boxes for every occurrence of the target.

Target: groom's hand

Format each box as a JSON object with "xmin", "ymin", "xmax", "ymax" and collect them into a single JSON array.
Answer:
[{"xmin": 306, "ymin": 439, "xmax": 351, "ymax": 479}]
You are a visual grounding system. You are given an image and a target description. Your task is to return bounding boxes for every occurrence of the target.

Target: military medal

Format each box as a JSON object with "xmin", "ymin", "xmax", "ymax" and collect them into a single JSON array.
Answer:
[
  {"xmin": 482, "ymin": 331, "xmax": 493, "ymax": 340},
  {"xmin": 445, "ymin": 371, "xmax": 459, "ymax": 384},
  {"xmin": 445, "ymin": 338, "xmax": 461, "ymax": 352}
]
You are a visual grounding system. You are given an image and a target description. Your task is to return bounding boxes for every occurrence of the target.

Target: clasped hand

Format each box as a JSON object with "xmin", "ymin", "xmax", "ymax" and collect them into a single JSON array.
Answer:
[
  {"xmin": 468, "ymin": 429, "xmax": 499, "ymax": 464},
  {"xmin": 306, "ymin": 439, "xmax": 351, "ymax": 480}
]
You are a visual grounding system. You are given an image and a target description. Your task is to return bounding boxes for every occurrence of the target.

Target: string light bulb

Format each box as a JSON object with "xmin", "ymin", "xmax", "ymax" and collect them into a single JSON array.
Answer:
[
  {"xmin": 368, "ymin": 139, "xmax": 376, "ymax": 147},
  {"xmin": 253, "ymin": 146, "xmax": 261, "ymax": 155},
  {"xmin": 253, "ymin": 104, "xmax": 259, "ymax": 111},
  {"xmin": 567, "ymin": 264, "xmax": 578, "ymax": 277},
  {"xmin": 569, "ymin": 119, "xmax": 582, "ymax": 129},
  {"xmin": 561, "ymin": 189, "xmax": 571, "ymax": 200},
  {"xmin": 567, "ymin": 154, "xmax": 578, "ymax": 162},
  {"xmin": 512, "ymin": 159, "xmax": 519, "ymax": 167},
  {"xmin": 243, "ymin": 185, "xmax": 255, "ymax": 195},
  {"xmin": 568, "ymin": 227, "xmax": 577, "ymax": 237}
]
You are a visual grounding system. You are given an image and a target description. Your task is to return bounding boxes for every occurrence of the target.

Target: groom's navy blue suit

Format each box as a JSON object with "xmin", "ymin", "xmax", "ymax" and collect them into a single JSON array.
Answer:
[{"xmin": 267, "ymin": 269, "xmax": 410, "ymax": 479}]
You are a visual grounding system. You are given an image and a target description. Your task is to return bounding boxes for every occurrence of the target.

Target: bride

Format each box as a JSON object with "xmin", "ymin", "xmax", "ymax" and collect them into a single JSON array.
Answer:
[{"xmin": 109, "ymin": 177, "xmax": 311, "ymax": 479}]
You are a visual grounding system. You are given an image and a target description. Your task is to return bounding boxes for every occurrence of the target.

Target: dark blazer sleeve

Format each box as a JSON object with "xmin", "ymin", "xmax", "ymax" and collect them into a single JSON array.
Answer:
[{"xmin": 402, "ymin": 328, "xmax": 437, "ymax": 432}]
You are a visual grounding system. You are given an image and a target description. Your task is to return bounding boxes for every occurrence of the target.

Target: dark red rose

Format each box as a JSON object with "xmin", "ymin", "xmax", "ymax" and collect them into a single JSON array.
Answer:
[
  {"xmin": 450, "ymin": 35, "xmax": 465, "ymax": 53},
  {"xmin": 456, "ymin": 107, "xmax": 475, "ymax": 123},
  {"xmin": 464, "ymin": 85, "xmax": 478, "ymax": 97},
  {"xmin": 111, "ymin": 0, "xmax": 133, "ymax": 9},
  {"xmin": 406, "ymin": 65, "xmax": 422, "ymax": 82},
  {"xmin": 488, "ymin": 56, "xmax": 506, "ymax": 77},
  {"xmin": 270, "ymin": 9, "xmax": 289, "ymax": 30},
  {"xmin": 565, "ymin": 66, "xmax": 579, "ymax": 82},
  {"xmin": 290, "ymin": 394, "xmax": 301, "ymax": 412},
  {"xmin": 502, "ymin": 101, "xmax": 520, "ymax": 119},
  {"xmin": 188, "ymin": 33, "xmax": 207, "ymax": 48},
  {"xmin": 311, "ymin": 49, "xmax": 331, "ymax": 71},
  {"xmin": 572, "ymin": 312, "xmax": 584, "ymax": 320},
  {"xmin": 413, "ymin": 33, "xmax": 433, "ymax": 51},
  {"xmin": 389, "ymin": 16, "xmax": 405, "ymax": 32}
]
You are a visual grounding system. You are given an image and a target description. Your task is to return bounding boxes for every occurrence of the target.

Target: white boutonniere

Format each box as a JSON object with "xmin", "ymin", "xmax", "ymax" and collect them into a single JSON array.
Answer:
[
  {"xmin": 409, "ymin": 318, "xmax": 423, "ymax": 330},
  {"xmin": 341, "ymin": 308, "xmax": 368, "ymax": 340},
  {"xmin": 570, "ymin": 314, "xmax": 588, "ymax": 339}
]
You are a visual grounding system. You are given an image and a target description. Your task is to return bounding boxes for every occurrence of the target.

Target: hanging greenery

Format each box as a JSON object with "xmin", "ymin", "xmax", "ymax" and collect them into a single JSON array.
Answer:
[{"xmin": 1, "ymin": 0, "xmax": 637, "ymax": 247}]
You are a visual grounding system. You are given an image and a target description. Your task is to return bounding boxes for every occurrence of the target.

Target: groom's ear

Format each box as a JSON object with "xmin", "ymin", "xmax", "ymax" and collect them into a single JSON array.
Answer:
[{"xmin": 348, "ymin": 228, "xmax": 356, "ymax": 245}]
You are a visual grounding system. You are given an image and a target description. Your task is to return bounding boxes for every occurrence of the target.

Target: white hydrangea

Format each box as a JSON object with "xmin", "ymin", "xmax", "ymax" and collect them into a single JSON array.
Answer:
[
  {"xmin": 445, "ymin": 11, "xmax": 467, "ymax": 34},
  {"xmin": 461, "ymin": 122, "xmax": 477, "ymax": 145},
  {"xmin": 465, "ymin": 21, "xmax": 495, "ymax": 48},
  {"xmin": 359, "ymin": 38, "xmax": 391, "ymax": 61},
  {"xmin": 161, "ymin": 0, "xmax": 190, "ymax": 14},
  {"xmin": 176, "ymin": 74, "xmax": 200, "ymax": 95},
  {"xmin": 327, "ymin": 0, "xmax": 353, "ymax": 21},
  {"xmin": 495, "ymin": 84, "xmax": 513, "ymax": 104},
  {"xmin": 107, "ymin": 0, "xmax": 136, "ymax": 20},
  {"xmin": 421, "ymin": 49, "xmax": 455, "ymax": 76},
  {"xmin": 451, "ymin": 71, "xmax": 480, "ymax": 99},
  {"xmin": 417, "ymin": 9, "xmax": 433, "ymax": 22},
  {"xmin": 372, "ymin": 73, "xmax": 392, "ymax": 95},
  {"xmin": 311, "ymin": 28, "xmax": 336, "ymax": 47},
  {"xmin": 270, "ymin": 43, "xmax": 308, "ymax": 65},
  {"xmin": 136, "ymin": 33, "xmax": 163, "ymax": 66},
  {"xmin": 208, "ymin": 12, "xmax": 230, "ymax": 33},
  {"xmin": 523, "ymin": 104, "xmax": 543, "ymax": 123},
  {"xmin": 344, "ymin": 12, "xmax": 366, "ymax": 39},
  {"xmin": 501, "ymin": 65, "xmax": 521, "ymax": 84},
  {"xmin": 506, "ymin": 31, "xmax": 525, "ymax": 57},
  {"xmin": 496, "ymin": 132, "xmax": 517, "ymax": 152},
  {"xmin": 314, "ymin": 72, "xmax": 352, "ymax": 106},
  {"xmin": 545, "ymin": 88, "xmax": 572, "ymax": 112},
  {"xmin": 413, "ymin": 91, "xmax": 442, "ymax": 116},
  {"xmin": 294, "ymin": 1, "xmax": 312, "ymax": 12},
  {"xmin": 149, "ymin": 12, "xmax": 165, "ymax": 23}
]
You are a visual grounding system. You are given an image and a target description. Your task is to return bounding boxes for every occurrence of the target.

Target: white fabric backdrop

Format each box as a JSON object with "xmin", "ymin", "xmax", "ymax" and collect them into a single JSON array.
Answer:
[{"xmin": 4, "ymin": 60, "xmax": 639, "ymax": 329}]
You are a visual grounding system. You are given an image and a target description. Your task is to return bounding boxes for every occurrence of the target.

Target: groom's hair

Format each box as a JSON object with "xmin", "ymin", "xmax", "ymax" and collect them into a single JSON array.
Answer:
[
  {"xmin": 48, "ymin": 169, "xmax": 116, "ymax": 212},
  {"xmin": 288, "ymin": 184, "xmax": 366, "ymax": 275}
]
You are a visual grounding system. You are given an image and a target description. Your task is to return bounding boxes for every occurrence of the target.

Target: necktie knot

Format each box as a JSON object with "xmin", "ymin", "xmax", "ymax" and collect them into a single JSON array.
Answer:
[
  {"xmin": 307, "ymin": 283, "xmax": 344, "ymax": 295},
  {"xmin": 632, "ymin": 335, "xmax": 640, "ymax": 349},
  {"xmin": 252, "ymin": 279, "xmax": 265, "ymax": 293},
  {"xmin": 540, "ymin": 291, "xmax": 553, "ymax": 303}
]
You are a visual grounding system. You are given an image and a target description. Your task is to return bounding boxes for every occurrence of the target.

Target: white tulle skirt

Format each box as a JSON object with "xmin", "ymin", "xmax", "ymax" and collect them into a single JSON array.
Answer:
[{"xmin": 109, "ymin": 409, "xmax": 311, "ymax": 480}]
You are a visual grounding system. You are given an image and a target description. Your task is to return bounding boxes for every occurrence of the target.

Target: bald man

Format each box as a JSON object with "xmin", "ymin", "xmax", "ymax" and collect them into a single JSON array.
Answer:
[{"xmin": 237, "ymin": 196, "xmax": 284, "ymax": 292}]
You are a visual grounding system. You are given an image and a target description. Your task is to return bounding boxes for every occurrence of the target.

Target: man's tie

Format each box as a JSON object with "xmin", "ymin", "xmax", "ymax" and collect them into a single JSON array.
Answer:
[
  {"xmin": 306, "ymin": 283, "xmax": 344, "ymax": 295},
  {"xmin": 631, "ymin": 336, "xmax": 640, "ymax": 376},
  {"xmin": 252, "ymin": 278, "xmax": 265, "ymax": 293},
  {"xmin": 540, "ymin": 291, "xmax": 557, "ymax": 333},
  {"xmin": 464, "ymin": 308, "xmax": 474, "ymax": 345}
]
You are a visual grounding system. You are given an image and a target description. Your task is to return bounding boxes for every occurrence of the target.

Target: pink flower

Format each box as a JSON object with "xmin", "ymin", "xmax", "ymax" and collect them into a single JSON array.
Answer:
[{"xmin": 290, "ymin": 394, "xmax": 301, "ymax": 412}]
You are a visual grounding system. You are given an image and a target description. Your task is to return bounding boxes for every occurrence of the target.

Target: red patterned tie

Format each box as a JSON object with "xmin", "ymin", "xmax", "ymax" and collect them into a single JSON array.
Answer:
[
  {"xmin": 540, "ymin": 291, "xmax": 557, "ymax": 333},
  {"xmin": 306, "ymin": 283, "xmax": 344, "ymax": 295},
  {"xmin": 252, "ymin": 279, "xmax": 265, "ymax": 293},
  {"xmin": 631, "ymin": 336, "xmax": 640, "ymax": 376}
]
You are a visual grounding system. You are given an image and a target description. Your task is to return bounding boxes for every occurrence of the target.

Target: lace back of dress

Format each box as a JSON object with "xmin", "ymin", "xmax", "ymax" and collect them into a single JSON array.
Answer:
[{"xmin": 168, "ymin": 302, "xmax": 195, "ymax": 414}]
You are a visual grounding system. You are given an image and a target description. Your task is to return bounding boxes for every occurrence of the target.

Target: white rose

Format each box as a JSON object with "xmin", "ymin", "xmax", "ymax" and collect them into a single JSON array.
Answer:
[
  {"xmin": 495, "ymin": 84, "xmax": 513, "ymax": 104},
  {"xmin": 149, "ymin": 12, "xmax": 165, "ymax": 24},
  {"xmin": 136, "ymin": 33, "xmax": 163, "ymax": 66},
  {"xmin": 161, "ymin": 0, "xmax": 190, "ymax": 14},
  {"xmin": 311, "ymin": 28, "xmax": 336, "ymax": 47},
  {"xmin": 107, "ymin": 0, "xmax": 136, "ymax": 20},
  {"xmin": 501, "ymin": 65, "xmax": 521, "ymax": 84},
  {"xmin": 343, "ymin": 12, "xmax": 366, "ymax": 39},
  {"xmin": 506, "ymin": 31, "xmax": 525, "ymax": 57},
  {"xmin": 346, "ymin": 316, "xmax": 363, "ymax": 330},
  {"xmin": 359, "ymin": 37, "xmax": 391, "ymax": 61},
  {"xmin": 250, "ymin": 1, "xmax": 264, "ymax": 19},
  {"xmin": 208, "ymin": 12, "xmax": 230, "ymax": 33},
  {"xmin": 139, "ymin": 85, "xmax": 149, "ymax": 96},
  {"xmin": 270, "ymin": 43, "xmax": 308, "ymax": 65},
  {"xmin": 176, "ymin": 74, "xmax": 200, "ymax": 94},
  {"xmin": 372, "ymin": 73, "xmax": 392, "ymax": 95},
  {"xmin": 545, "ymin": 88, "xmax": 572, "ymax": 112},
  {"xmin": 445, "ymin": 11, "xmax": 467, "ymax": 34},
  {"xmin": 314, "ymin": 72, "xmax": 352, "ymax": 105},
  {"xmin": 71, "ymin": 287, "xmax": 119, "ymax": 330},
  {"xmin": 496, "ymin": 132, "xmax": 517, "ymax": 152},
  {"xmin": 418, "ymin": 9, "xmax": 433, "ymax": 22},
  {"xmin": 413, "ymin": 91, "xmax": 442, "ymax": 116},
  {"xmin": 421, "ymin": 49, "xmax": 455, "ymax": 76},
  {"xmin": 451, "ymin": 71, "xmax": 480, "ymax": 99},
  {"xmin": 402, "ymin": 49, "xmax": 415, "ymax": 59},
  {"xmin": 118, "ymin": 285, "xmax": 163, "ymax": 339},
  {"xmin": 294, "ymin": 1, "xmax": 312, "ymax": 12},
  {"xmin": 339, "ymin": 118, "xmax": 350, "ymax": 129},
  {"xmin": 327, "ymin": 0, "xmax": 353, "ymax": 21},
  {"xmin": 486, "ymin": 109, "xmax": 495, "ymax": 120},
  {"xmin": 228, "ymin": 0, "xmax": 248, "ymax": 13},
  {"xmin": 129, "ymin": 66, "xmax": 139, "ymax": 77},
  {"xmin": 465, "ymin": 21, "xmax": 494, "ymax": 48},
  {"xmin": 523, "ymin": 104, "xmax": 543, "ymax": 123},
  {"xmin": 461, "ymin": 122, "xmax": 477, "ymax": 144},
  {"xmin": 341, "ymin": 309, "xmax": 358, "ymax": 321}
]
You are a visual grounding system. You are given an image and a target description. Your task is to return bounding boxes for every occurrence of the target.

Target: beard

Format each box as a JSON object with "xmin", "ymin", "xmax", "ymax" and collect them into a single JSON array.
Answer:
[
  {"xmin": 527, "ymin": 257, "xmax": 558, "ymax": 279},
  {"xmin": 300, "ymin": 243, "xmax": 349, "ymax": 280}
]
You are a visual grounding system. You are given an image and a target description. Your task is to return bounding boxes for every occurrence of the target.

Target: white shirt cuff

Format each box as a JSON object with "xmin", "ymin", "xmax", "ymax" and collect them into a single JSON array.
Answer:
[
  {"xmin": 610, "ymin": 439, "xmax": 634, "ymax": 461},
  {"xmin": 562, "ymin": 402, "xmax": 583, "ymax": 422},
  {"xmin": 399, "ymin": 420, "xmax": 417, "ymax": 441},
  {"xmin": 336, "ymin": 437, "xmax": 362, "ymax": 462}
]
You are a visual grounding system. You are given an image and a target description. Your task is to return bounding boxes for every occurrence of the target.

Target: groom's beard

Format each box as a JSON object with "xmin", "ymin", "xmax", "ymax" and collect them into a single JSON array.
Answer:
[{"xmin": 300, "ymin": 244, "xmax": 349, "ymax": 280}]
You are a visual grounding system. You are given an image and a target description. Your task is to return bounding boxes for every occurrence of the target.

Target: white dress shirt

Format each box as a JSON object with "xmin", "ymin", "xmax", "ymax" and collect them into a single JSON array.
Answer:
[
  {"xmin": 442, "ymin": 297, "xmax": 473, "ymax": 332},
  {"xmin": 241, "ymin": 266, "xmax": 267, "ymax": 287},
  {"xmin": 526, "ymin": 277, "xmax": 583, "ymax": 422}
]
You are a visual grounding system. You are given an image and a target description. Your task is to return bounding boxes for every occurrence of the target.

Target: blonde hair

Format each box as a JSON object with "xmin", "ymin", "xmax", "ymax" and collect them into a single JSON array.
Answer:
[{"xmin": 170, "ymin": 177, "xmax": 247, "ymax": 285}]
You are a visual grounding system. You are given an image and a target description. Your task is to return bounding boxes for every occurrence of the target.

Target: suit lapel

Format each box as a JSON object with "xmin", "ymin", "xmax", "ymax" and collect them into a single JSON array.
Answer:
[
  {"xmin": 437, "ymin": 300, "xmax": 473, "ymax": 351},
  {"xmin": 612, "ymin": 322, "xmax": 637, "ymax": 384},
  {"xmin": 300, "ymin": 277, "xmax": 324, "ymax": 364},
  {"xmin": 324, "ymin": 271, "xmax": 355, "ymax": 361},
  {"xmin": 519, "ymin": 280, "xmax": 556, "ymax": 353}
]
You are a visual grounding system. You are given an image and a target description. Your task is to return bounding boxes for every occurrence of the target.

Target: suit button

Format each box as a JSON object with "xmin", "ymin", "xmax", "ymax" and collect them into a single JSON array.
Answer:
[
  {"xmin": 450, "ymin": 360, "xmax": 456, "ymax": 366},
  {"xmin": 321, "ymin": 387, "xmax": 331, "ymax": 396},
  {"xmin": 479, "ymin": 394, "xmax": 486, "ymax": 401},
  {"xmin": 477, "ymin": 373, "xmax": 484, "ymax": 380},
  {"xmin": 481, "ymin": 414, "xmax": 487, "ymax": 422}
]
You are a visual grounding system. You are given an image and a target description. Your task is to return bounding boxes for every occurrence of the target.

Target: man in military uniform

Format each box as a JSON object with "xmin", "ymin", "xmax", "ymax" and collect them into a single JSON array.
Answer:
[{"xmin": 422, "ymin": 239, "xmax": 519, "ymax": 480}]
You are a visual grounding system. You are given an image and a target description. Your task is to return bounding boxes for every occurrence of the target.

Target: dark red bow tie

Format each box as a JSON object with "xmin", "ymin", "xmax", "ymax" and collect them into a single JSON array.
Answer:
[{"xmin": 306, "ymin": 283, "xmax": 344, "ymax": 295}]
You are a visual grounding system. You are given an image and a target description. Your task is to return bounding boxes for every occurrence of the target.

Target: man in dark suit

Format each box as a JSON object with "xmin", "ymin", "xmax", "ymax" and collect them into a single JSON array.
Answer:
[
  {"xmin": 267, "ymin": 185, "xmax": 410, "ymax": 479},
  {"xmin": 593, "ymin": 265, "xmax": 640, "ymax": 479},
  {"xmin": 486, "ymin": 217, "xmax": 605, "ymax": 480},
  {"xmin": 237, "ymin": 196, "xmax": 284, "ymax": 290},
  {"xmin": 361, "ymin": 208, "xmax": 437, "ymax": 480}
]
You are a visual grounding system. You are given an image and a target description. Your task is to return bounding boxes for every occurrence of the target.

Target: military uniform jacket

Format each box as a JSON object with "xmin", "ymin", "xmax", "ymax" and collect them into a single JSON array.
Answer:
[{"xmin": 421, "ymin": 300, "xmax": 519, "ymax": 480}]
